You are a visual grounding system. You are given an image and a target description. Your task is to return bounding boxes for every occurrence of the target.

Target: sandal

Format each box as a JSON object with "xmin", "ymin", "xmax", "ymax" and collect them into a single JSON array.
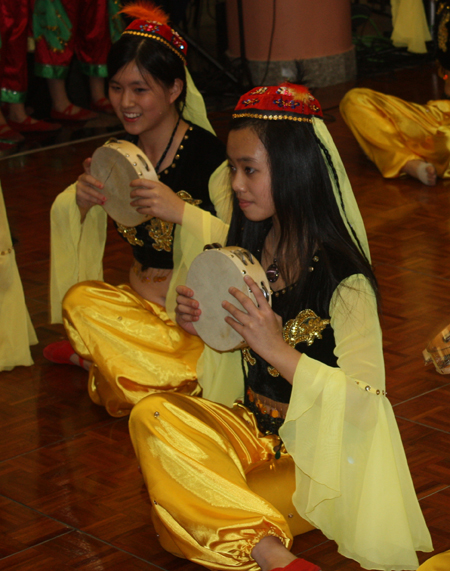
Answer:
[
  {"xmin": 50, "ymin": 104, "xmax": 98, "ymax": 122},
  {"xmin": 0, "ymin": 123, "xmax": 24, "ymax": 143},
  {"xmin": 43, "ymin": 340, "xmax": 85, "ymax": 368},
  {"xmin": 90, "ymin": 97, "xmax": 115, "ymax": 115},
  {"xmin": 272, "ymin": 559, "xmax": 321, "ymax": 571},
  {"xmin": 7, "ymin": 116, "xmax": 62, "ymax": 133}
]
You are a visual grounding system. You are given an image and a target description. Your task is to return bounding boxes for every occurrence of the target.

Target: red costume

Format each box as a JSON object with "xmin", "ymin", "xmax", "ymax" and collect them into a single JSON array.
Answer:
[
  {"xmin": 0, "ymin": 0, "xmax": 31, "ymax": 103},
  {"xmin": 34, "ymin": 0, "xmax": 123, "ymax": 79}
]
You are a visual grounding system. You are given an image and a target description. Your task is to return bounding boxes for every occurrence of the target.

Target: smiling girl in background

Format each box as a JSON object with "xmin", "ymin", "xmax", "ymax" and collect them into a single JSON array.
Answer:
[{"xmin": 45, "ymin": 2, "xmax": 231, "ymax": 417}]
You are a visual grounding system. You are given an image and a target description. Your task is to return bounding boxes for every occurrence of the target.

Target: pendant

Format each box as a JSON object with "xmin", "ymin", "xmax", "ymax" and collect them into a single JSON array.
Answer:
[{"xmin": 266, "ymin": 259, "xmax": 280, "ymax": 283}]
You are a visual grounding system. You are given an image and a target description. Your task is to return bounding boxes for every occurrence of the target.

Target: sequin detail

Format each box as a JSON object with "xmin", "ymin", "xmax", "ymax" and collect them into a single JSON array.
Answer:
[
  {"xmin": 116, "ymin": 225, "xmax": 144, "ymax": 246},
  {"xmin": 146, "ymin": 190, "xmax": 202, "ymax": 252},
  {"xmin": 268, "ymin": 309, "xmax": 330, "ymax": 377}
]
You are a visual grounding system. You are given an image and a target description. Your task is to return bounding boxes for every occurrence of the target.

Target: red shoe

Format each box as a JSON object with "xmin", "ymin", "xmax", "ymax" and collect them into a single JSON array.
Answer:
[
  {"xmin": 43, "ymin": 340, "xmax": 85, "ymax": 368},
  {"xmin": 0, "ymin": 123, "xmax": 24, "ymax": 143},
  {"xmin": 90, "ymin": 97, "xmax": 115, "ymax": 115},
  {"xmin": 50, "ymin": 104, "xmax": 98, "ymax": 122},
  {"xmin": 7, "ymin": 116, "xmax": 62, "ymax": 133},
  {"xmin": 272, "ymin": 559, "xmax": 321, "ymax": 571}
]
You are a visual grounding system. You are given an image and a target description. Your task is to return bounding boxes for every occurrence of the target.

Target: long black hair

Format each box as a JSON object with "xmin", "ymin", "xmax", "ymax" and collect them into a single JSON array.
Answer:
[
  {"xmin": 107, "ymin": 34, "xmax": 187, "ymax": 112},
  {"xmin": 226, "ymin": 117, "xmax": 379, "ymax": 315}
]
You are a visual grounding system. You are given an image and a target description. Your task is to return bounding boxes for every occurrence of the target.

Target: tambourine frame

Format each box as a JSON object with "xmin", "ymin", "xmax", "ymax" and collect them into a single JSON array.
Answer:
[{"xmin": 186, "ymin": 244, "xmax": 272, "ymax": 352}]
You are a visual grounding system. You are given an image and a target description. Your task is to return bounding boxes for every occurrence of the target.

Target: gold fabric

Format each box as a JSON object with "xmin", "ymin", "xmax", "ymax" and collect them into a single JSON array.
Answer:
[
  {"xmin": 130, "ymin": 392, "xmax": 304, "ymax": 571},
  {"xmin": 340, "ymin": 88, "xmax": 450, "ymax": 179},
  {"xmin": 417, "ymin": 551, "xmax": 450, "ymax": 571},
  {"xmin": 0, "ymin": 182, "xmax": 37, "ymax": 371},
  {"xmin": 128, "ymin": 113, "xmax": 431, "ymax": 569},
  {"xmin": 63, "ymin": 281, "xmax": 203, "ymax": 417},
  {"xmin": 189, "ymin": 275, "xmax": 432, "ymax": 570}
]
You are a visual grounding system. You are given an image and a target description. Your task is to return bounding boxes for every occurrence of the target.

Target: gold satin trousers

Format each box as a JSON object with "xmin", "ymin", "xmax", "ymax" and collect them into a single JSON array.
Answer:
[
  {"xmin": 130, "ymin": 392, "xmax": 314, "ymax": 571},
  {"xmin": 417, "ymin": 551, "xmax": 450, "ymax": 571},
  {"xmin": 63, "ymin": 281, "xmax": 203, "ymax": 417},
  {"xmin": 340, "ymin": 87, "xmax": 450, "ymax": 178}
]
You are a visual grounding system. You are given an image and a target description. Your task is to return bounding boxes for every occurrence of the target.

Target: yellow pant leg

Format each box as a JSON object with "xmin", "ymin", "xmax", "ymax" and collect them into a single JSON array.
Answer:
[
  {"xmin": 417, "ymin": 551, "xmax": 450, "ymax": 571},
  {"xmin": 130, "ymin": 393, "xmax": 293, "ymax": 571},
  {"xmin": 340, "ymin": 88, "xmax": 450, "ymax": 178},
  {"xmin": 63, "ymin": 281, "xmax": 203, "ymax": 417}
]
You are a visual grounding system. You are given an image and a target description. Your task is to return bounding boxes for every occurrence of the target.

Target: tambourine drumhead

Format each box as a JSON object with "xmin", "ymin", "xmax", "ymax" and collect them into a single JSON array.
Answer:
[
  {"xmin": 186, "ymin": 246, "xmax": 272, "ymax": 352},
  {"xmin": 90, "ymin": 139, "xmax": 158, "ymax": 227}
]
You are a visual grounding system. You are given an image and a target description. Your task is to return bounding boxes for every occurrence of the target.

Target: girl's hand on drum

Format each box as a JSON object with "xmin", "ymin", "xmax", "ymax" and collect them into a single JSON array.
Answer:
[
  {"xmin": 223, "ymin": 275, "xmax": 283, "ymax": 360},
  {"xmin": 224, "ymin": 276, "xmax": 302, "ymax": 383},
  {"xmin": 130, "ymin": 179, "xmax": 185, "ymax": 224},
  {"xmin": 175, "ymin": 285, "xmax": 201, "ymax": 336},
  {"xmin": 76, "ymin": 158, "xmax": 107, "ymax": 220}
]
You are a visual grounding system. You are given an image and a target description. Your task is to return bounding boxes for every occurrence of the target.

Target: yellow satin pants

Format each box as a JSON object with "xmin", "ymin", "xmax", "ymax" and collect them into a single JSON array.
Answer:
[
  {"xmin": 63, "ymin": 281, "xmax": 203, "ymax": 417},
  {"xmin": 417, "ymin": 551, "xmax": 450, "ymax": 571},
  {"xmin": 340, "ymin": 88, "xmax": 450, "ymax": 178},
  {"xmin": 130, "ymin": 393, "xmax": 314, "ymax": 571}
]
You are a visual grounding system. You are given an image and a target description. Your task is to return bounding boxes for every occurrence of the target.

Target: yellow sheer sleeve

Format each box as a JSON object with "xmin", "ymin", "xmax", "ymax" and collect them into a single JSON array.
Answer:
[
  {"xmin": 50, "ymin": 184, "xmax": 107, "ymax": 323},
  {"xmin": 0, "ymin": 182, "xmax": 37, "ymax": 370},
  {"xmin": 166, "ymin": 161, "xmax": 232, "ymax": 320},
  {"xmin": 281, "ymin": 274, "xmax": 432, "ymax": 570},
  {"xmin": 391, "ymin": 0, "xmax": 431, "ymax": 54}
]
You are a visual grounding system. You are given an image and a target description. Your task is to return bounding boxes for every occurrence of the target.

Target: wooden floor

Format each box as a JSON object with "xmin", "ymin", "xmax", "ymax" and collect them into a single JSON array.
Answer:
[{"xmin": 2, "ymin": 63, "xmax": 450, "ymax": 570}]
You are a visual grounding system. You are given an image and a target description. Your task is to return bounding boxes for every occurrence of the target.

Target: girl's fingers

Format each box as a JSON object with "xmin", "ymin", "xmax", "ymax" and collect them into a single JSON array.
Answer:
[
  {"xmin": 222, "ymin": 298, "xmax": 248, "ymax": 324},
  {"xmin": 224, "ymin": 315, "xmax": 245, "ymax": 334},
  {"xmin": 243, "ymin": 275, "xmax": 270, "ymax": 307},
  {"xmin": 130, "ymin": 178, "xmax": 156, "ymax": 189},
  {"xmin": 82, "ymin": 157, "xmax": 92, "ymax": 174},
  {"xmin": 227, "ymin": 286, "xmax": 257, "ymax": 314}
]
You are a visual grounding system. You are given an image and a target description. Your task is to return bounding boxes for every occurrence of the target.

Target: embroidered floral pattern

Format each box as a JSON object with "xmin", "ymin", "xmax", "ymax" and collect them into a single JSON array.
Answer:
[
  {"xmin": 116, "ymin": 224, "xmax": 144, "ymax": 247},
  {"xmin": 241, "ymin": 98, "xmax": 260, "ymax": 107},
  {"xmin": 146, "ymin": 190, "xmax": 202, "ymax": 252},
  {"xmin": 273, "ymin": 98, "xmax": 300, "ymax": 109},
  {"xmin": 251, "ymin": 87, "xmax": 268, "ymax": 95},
  {"xmin": 268, "ymin": 308, "xmax": 330, "ymax": 376}
]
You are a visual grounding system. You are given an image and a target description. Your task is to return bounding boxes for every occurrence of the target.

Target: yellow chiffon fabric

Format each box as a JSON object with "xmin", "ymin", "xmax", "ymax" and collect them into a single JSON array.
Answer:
[
  {"xmin": 340, "ymin": 88, "xmax": 450, "ymax": 178},
  {"xmin": 63, "ymin": 282, "xmax": 203, "ymax": 416},
  {"xmin": 0, "ymin": 182, "xmax": 37, "ymax": 371},
  {"xmin": 130, "ymin": 274, "xmax": 432, "ymax": 571},
  {"xmin": 391, "ymin": 0, "xmax": 431, "ymax": 54},
  {"xmin": 130, "ymin": 393, "xmax": 296, "ymax": 571},
  {"xmin": 417, "ymin": 551, "xmax": 450, "ymax": 571}
]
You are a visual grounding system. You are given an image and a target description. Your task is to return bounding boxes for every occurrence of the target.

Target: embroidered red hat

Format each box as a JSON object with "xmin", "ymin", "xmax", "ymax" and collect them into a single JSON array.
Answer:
[
  {"xmin": 120, "ymin": 2, "xmax": 187, "ymax": 64},
  {"xmin": 233, "ymin": 83, "xmax": 323, "ymax": 122}
]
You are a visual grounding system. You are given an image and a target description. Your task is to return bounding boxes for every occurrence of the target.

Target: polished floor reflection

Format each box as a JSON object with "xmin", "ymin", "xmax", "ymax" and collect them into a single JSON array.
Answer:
[{"xmin": 1, "ymin": 63, "xmax": 450, "ymax": 570}]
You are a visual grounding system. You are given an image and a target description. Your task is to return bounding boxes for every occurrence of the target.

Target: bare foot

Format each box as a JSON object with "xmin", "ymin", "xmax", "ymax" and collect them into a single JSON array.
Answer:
[
  {"xmin": 401, "ymin": 160, "xmax": 437, "ymax": 186},
  {"xmin": 251, "ymin": 537, "xmax": 297, "ymax": 571}
]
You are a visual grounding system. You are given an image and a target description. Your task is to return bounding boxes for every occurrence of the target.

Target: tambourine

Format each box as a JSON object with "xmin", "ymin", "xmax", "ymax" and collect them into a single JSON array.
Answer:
[
  {"xmin": 185, "ymin": 245, "xmax": 272, "ymax": 352},
  {"xmin": 423, "ymin": 324, "xmax": 450, "ymax": 374},
  {"xmin": 90, "ymin": 138, "xmax": 158, "ymax": 227}
]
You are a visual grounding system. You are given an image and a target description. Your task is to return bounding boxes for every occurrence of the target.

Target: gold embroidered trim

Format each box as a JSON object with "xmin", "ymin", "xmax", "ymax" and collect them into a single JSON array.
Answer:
[
  {"xmin": 116, "ymin": 224, "xmax": 144, "ymax": 246},
  {"xmin": 242, "ymin": 348, "xmax": 256, "ymax": 366},
  {"xmin": 146, "ymin": 190, "xmax": 202, "ymax": 252},
  {"xmin": 232, "ymin": 112, "xmax": 315, "ymax": 123},
  {"xmin": 121, "ymin": 30, "xmax": 187, "ymax": 64},
  {"xmin": 268, "ymin": 309, "xmax": 330, "ymax": 377}
]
